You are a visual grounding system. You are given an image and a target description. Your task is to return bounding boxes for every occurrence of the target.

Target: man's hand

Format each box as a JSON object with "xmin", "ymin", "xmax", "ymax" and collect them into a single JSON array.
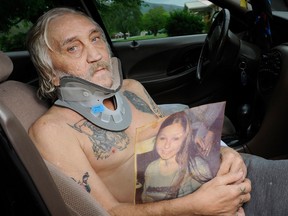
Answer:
[
  {"xmin": 189, "ymin": 172, "xmax": 251, "ymax": 215},
  {"xmin": 217, "ymin": 147, "xmax": 247, "ymax": 183}
]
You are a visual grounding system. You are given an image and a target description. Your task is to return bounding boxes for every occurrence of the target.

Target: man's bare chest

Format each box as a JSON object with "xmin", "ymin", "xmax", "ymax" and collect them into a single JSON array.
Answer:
[
  {"xmin": 66, "ymin": 104, "xmax": 159, "ymax": 171},
  {"xmin": 67, "ymin": 118, "xmax": 133, "ymax": 169}
]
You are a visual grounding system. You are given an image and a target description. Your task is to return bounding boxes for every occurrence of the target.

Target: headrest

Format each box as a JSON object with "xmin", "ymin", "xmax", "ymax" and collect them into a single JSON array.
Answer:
[{"xmin": 0, "ymin": 51, "xmax": 13, "ymax": 82}]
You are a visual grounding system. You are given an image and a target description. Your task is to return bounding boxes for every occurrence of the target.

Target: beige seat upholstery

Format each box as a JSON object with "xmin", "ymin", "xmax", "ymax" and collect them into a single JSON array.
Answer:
[
  {"xmin": 0, "ymin": 80, "xmax": 49, "ymax": 131},
  {"xmin": 0, "ymin": 51, "xmax": 110, "ymax": 216}
]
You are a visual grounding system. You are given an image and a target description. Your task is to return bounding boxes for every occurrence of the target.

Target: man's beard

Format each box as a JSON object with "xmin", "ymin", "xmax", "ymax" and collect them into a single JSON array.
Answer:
[
  {"xmin": 56, "ymin": 59, "xmax": 113, "ymax": 88},
  {"xmin": 84, "ymin": 59, "xmax": 113, "ymax": 88}
]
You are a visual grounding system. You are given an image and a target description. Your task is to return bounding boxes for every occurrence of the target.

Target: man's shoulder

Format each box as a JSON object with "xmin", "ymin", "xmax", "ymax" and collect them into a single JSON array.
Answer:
[
  {"xmin": 28, "ymin": 106, "xmax": 71, "ymax": 139},
  {"xmin": 122, "ymin": 79, "xmax": 143, "ymax": 90},
  {"xmin": 122, "ymin": 79, "xmax": 148, "ymax": 99}
]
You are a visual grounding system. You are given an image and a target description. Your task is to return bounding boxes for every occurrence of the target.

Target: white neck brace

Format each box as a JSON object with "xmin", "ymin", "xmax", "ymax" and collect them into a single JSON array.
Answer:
[{"xmin": 54, "ymin": 58, "xmax": 132, "ymax": 131}]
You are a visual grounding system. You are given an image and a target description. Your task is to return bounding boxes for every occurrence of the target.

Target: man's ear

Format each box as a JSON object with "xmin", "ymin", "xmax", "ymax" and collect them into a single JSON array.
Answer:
[{"xmin": 52, "ymin": 74, "xmax": 60, "ymax": 86}]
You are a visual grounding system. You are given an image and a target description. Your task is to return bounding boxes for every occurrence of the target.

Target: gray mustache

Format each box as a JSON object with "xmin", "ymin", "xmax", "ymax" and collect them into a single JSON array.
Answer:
[{"xmin": 89, "ymin": 60, "xmax": 112, "ymax": 76}]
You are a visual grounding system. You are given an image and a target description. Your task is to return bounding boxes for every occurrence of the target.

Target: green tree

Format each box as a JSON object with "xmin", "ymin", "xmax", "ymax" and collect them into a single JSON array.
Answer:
[
  {"xmin": 94, "ymin": 0, "xmax": 115, "ymax": 35},
  {"xmin": 166, "ymin": 10, "xmax": 206, "ymax": 37},
  {"xmin": 0, "ymin": 0, "xmax": 114, "ymax": 51},
  {"xmin": 100, "ymin": 0, "xmax": 143, "ymax": 39},
  {"xmin": 0, "ymin": 0, "xmax": 54, "ymax": 32},
  {"xmin": 0, "ymin": 0, "xmax": 55, "ymax": 51},
  {"xmin": 142, "ymin": 6, "xmax": 168, "ymax": 36}
]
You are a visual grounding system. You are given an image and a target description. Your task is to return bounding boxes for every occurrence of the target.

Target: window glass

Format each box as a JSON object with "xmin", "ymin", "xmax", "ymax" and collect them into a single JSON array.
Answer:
[
  {"xmin": 0, "ymin": 0, "xmax": 220, "ymax": 52},
  {"xmin": 97, "ymin": 0, "xmax": 219, "ymax": 43},
  {"xmin": 0, "ymin": 0, "xmax": 57, "ymax": 52}
]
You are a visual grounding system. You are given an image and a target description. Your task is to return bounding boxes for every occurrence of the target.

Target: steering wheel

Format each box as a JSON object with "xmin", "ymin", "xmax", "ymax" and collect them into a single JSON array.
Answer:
[{"xmin": 197, "ymin": 9, "xmax": 231, "ymax": 80}]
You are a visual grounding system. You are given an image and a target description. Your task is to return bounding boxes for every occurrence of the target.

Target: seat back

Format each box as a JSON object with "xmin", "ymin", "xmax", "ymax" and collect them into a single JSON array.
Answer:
[
  {"xmin": 0, "ymin": 51, "xmax": 109, "ymax": 215},
  {"xmin": 0, "ymin": 80, "xmax": 49, "ymax": 131},
  {"xmin": 0, "ymin": 101, "xmax": 70, "ymax": 215}
]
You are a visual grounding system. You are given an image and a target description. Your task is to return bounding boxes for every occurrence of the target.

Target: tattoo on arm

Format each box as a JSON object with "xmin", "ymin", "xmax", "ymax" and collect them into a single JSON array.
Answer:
[
  {"xmin": 142, "ymin": 87, "xmax": 164, "ymax": 117},
  {"xmin": 72, "ymin": 172, "xmax": 91, "ymax": 193},
  {"xmin": 69, "ymin": 119, "xmax": 129, "ymax": 160},
  {"xmin": 123, "ymin": 90, "xmax": 164, "ymax": 117}
]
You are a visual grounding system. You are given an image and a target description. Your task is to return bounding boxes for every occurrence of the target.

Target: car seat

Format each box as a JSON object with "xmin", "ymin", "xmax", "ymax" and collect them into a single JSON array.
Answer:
[{"xmin": 0, "ymin": 51, "xmax": 110, "ymax": 215}]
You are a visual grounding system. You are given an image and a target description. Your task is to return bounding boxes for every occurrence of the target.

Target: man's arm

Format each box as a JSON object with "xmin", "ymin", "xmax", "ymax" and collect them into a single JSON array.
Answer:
[
  {"xmin": 29, "ymin": 117, "xmax": 250, "ymax": 216},
  {"xmin": 30, "ymin": 78, "xmax": 251, "ymax": 215},
  {"xmin": 122, "ymin": 79, "xmax": 164, "ymax": 118},
  {"xmin": 111, "ymin": 145, "xmax": 251, "ymax": 216},
  {"xmin": 109, "ymin": 172, "xmax": 250, "ymax": 216},
  {"xmin": 29, "ymin": 118, "xmax": 120, "ymax": 208}
]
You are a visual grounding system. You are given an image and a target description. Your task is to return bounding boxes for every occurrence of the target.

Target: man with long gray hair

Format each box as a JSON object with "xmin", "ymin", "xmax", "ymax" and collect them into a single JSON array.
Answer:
[{"xmin": 27, "ymin": 7, "xmax": 288, "ymax": 216}]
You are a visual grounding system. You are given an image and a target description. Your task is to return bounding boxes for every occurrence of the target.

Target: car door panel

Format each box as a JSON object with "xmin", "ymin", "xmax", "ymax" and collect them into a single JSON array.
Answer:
[{"xmin": 113, "ymin": 34, "xmax": 227, "ymax": 106}]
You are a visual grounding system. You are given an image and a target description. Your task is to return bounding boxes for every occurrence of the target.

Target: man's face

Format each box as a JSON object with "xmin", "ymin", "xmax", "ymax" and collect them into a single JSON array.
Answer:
[{"xmin": 47, "ymin": 13, "xmax": 113, "ymax": 88}]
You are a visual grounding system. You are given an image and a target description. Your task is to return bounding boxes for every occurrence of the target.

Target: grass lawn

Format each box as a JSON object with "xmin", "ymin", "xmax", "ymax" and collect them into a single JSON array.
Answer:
[{"xmin": 112, "ymin": 33, "xmax": 168, "ymax": 42}]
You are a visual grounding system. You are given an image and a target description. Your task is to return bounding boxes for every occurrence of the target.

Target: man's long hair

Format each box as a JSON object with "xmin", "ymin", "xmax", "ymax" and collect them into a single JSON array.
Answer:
[{"xmin": 26, "ymin": 7, "xmax": 111, "ymax": 101}]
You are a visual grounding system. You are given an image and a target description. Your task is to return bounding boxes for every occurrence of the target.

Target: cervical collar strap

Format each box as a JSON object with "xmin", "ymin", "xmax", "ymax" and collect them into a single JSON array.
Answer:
[{"xmin": 54, "ymin": 58, "xmax": 132, "ymax": 131}]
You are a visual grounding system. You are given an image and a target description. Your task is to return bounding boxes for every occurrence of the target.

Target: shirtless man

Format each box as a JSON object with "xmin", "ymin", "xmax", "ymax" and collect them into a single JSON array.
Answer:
[{"xmin": 27, "ymin": 7, "xmax": 251, "ymax": 215}]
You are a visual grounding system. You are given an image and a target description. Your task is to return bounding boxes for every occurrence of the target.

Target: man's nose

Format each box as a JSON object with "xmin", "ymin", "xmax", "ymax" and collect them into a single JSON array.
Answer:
[{"xmin": 87, "ymin": 45, "xmax": 102, "ymax": 63}]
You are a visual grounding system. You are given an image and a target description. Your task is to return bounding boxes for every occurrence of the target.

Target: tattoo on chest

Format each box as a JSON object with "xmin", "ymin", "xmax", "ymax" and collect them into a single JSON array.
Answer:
[
  {"xmin": 69, "ymin": 119, "xmax": 129, "ymax": 160},
  {"xmin": 123, "ymin": 90, "xmax": 163, "ymax": 117}
]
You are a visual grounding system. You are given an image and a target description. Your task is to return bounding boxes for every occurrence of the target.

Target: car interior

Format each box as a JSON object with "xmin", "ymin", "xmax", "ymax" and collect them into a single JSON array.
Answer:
[{"xmin": 2, "ymin": 0, "xmax": 288, "ymax": 215}]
